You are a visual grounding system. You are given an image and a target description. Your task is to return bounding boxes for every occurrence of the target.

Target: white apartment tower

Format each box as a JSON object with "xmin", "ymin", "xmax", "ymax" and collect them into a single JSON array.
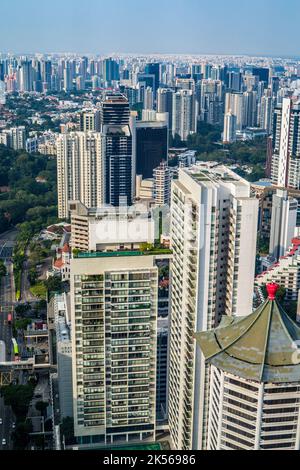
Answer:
[
  {"xmin": 196, "ymin": 283, "xmax": 300, "ymax": 450},
  {"xmin": 269, "ymin": 189, "xmax": 298, "ymax": 261},
  {"xmin": 144, "ymin": 87, "xmax": 154, "ymax": 110},
  {"xmin": 153, "ymin": 162, "xmax": 171, "ymax": 207},
  {"xmin": 168, "ymin": 165, "xmax": 258, "ymax": 450},
  {"xmin": 0, "ymin": 126, "xmax": 26, "ymax": 150},
  {"xmin": 223, "ymin": 111, "xmax": 237, "ymax": 143},
  {"xmin": 57, "ymin": 132, "xmax": 103, "ymax": 219},
  {"xmin": 259, "ymin": 91, "xmax": 273, "ymax": 134},
  {"xmin": 172, "ymin": 89, "xmax": 196, "ymax": 141},
  {"xmin": 225, "ymin": 92, "xmax": 244, "ymax": 130},
  {"xmin": 271, "ymin": 98, "xmax": 300, "ymax": 189}
]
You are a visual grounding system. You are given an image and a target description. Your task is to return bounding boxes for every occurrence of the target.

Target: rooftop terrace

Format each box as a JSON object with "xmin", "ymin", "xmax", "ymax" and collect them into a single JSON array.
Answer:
[{"xmin": 74, "ymin": 248, "xmax": 172, "ymax": 259}]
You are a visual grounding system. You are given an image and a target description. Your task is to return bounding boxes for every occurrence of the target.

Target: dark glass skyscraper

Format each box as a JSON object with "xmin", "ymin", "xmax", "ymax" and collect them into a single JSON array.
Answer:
[
  {"xmin": 136, "ymin": 120, "xmax": 168, "ymax": 179},
  {"xmin": 103, "ymin": 58, "xmax": 120, "ymax": 84},
  {"xmin": 100, "ymin": 92, "xmax": 133, "ymax": 206},
  {"xmin": 145, "ymin": 63, "xmax": 160, "ymax": 96},
  {"xmin": 252, "ymin": 67, "xmax": 270, "ymax": 86}
]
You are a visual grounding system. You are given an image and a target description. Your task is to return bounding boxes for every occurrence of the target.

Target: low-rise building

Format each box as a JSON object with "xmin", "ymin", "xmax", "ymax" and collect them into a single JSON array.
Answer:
[{"xmin": 54, "ymin": 293, "xmax": 73, "ymax": 419}]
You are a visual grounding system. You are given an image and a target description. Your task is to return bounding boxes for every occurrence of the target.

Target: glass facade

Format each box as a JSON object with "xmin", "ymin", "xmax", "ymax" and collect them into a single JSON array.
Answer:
[{"xmin": 73, "ymin": 266, "xmax": 158, "ymax": 444}]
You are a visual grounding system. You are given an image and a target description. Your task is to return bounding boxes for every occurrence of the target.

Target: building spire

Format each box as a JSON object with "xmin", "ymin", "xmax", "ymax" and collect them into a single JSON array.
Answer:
[{"xmin": 266, "ymin": 282, "xmax": 279, "ymax": 300}]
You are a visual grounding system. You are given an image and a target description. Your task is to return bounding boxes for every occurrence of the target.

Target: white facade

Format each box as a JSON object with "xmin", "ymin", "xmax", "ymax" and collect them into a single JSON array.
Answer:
[
  {"xmin": 225, "ymin": 92, "xmax": 244, "ymax": 130},
  {"xmin": 54, "ymin": 293, "xmax": 73, "ymax": 419},
  {"xmin": 56, "ymin": 132, "xmax": 104, "ymax": 219},
  {"xmin": 223, "ymin": 111, "xmax": 237, "ymax": 143},
  {"xmin": 168, "ymin": 165, "xmax": 258, "ymax": 450},
  {"xmin": 172, "ymin": 89, "xmax": 196, "ymax": 141},
  {"xmin": 70, "ymin": 201, "xmax": 155, "ymax": 252},
  {"xmin": 269, "ymin": 189, "xmax": 298, "ymax": 260},
  {"xmin": 208, "ymin": 367, "xmax": 300, "ymax": 450},
  {"xmin": 196, "ymin": 285, "xmax": 300, "ymax": 451},
  {"xmin": 277, "ymin": 98, "xmax": 292, "ymax": 187},
  {"xmin": 271, "ymin": 98, "xmax": 300, "ymax": 189},
  {"xmin": 0, "ymin": 126, "xmax": 26, "ymax": 150},
  {"xmin": 259, "ymin": 92, "xmax": 273, "ymax": 134},
  {"xmin": 153, "ymin": 162, "xmax": 171, "ymax": 207},
  {"xmin": 144, "ymin": 86, "xmax": 154, "ymax": 110},
  {"xmin": 0, "ymin": 80, "xmax": 6, "ymax": 105}
]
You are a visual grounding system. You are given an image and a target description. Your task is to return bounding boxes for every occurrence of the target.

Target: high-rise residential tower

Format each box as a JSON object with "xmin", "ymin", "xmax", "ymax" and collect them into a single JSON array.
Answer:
[
  {"xmin": 19, "ymin": 60, "xmax": 33, "ymax": 92},
  {"xmin": 223, "ymin": 111, "xmax": 237, "ymax": 143},
  {"xmin": 57, "ymin": 93, "xmax": 135, "ymax": 218},
  {"xmin": 168, "ymin": 165, "xmax": 258, "ymax": 450},
  {"xmin": 271, "ymin": 98, "xmax": 300, "ymax": 189},
  {"xmin": 100, "ymin": 92, "xmax": 135, "ymax": 206},
  {"xmin": 153, "ymin": 162, "xmax": 171, "ymax": 208},
  {"xmin": 78, "ymin": 110, "xmax": 101, "ymax": 132},
  {"xmin": 172, "ymin": 89, "xmax": 196, "ymax": 141},
  {"xmin": 70, "ymin": 252, "xmax": 159, "ymax": 446},
  {"xmin": 56, "ymin": 132, "xmax": 103, "ymax": 219},
  {"xmin": 157, "ymin": 88, "xmax": 174, "ymax": 129},
  {"xmin": 269, "ymin": 189, "xmax": 298, "ymax": 261}
]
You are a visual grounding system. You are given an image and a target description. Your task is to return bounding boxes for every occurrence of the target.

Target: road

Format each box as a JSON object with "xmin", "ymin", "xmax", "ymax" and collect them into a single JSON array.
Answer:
[
  {"xmin": 20, "ymin": 245, "xmax": 41, "ymax": 304},
  {"xmin": 0, "ymin": 259, "xmax": 15, "ymax": 449},
  {"xmin": 20, "ymin": 255, "xmax": 36, "ymax": 303},
  {"xmin": 0, "ymin": 229, "xmax": 18, "ymax": 260}
]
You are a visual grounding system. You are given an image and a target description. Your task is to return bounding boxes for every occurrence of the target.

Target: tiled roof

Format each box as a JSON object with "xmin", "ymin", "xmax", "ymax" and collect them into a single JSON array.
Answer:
[{"xmin": 54, "ymin": 259, "xmax": 64, "ymax": 269}]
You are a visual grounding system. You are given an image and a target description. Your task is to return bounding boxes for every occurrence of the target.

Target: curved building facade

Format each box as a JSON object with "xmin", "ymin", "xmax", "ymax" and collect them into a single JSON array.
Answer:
[{"xmin": 196, "ymin": 283, "xmax": 300, "ymax": 450}]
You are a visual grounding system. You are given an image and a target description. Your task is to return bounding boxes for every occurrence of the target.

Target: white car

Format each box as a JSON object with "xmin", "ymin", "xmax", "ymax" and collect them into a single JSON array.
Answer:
[
  {"xmin": 0, "ymin": 418, "xmax": 2, "ymax": 425},
  {"xmin": 2, "ymin": 438, "xmax": 6, "ymax": 446}
]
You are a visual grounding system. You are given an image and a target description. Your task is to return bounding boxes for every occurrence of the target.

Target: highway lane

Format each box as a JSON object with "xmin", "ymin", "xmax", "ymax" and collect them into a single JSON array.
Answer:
[{"xmin": 0, "ymin": 260, "xmax": 16, "ymax": 450}]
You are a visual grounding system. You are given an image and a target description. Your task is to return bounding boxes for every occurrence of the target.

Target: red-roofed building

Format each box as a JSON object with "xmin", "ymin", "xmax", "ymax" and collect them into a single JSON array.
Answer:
[
  {"xmin": 255, "ymin": 237, "xmax": 300, "ymax": 308},
  {"xmin": 52, "ymin": 243, "xmax": 71, "ymax": 281}
]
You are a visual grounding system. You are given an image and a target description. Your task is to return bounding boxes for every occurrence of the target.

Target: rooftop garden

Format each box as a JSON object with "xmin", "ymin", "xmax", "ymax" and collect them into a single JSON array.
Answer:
[{"xmin": 73, "ymin": 243, "xmax": 172, "ymax": 259}]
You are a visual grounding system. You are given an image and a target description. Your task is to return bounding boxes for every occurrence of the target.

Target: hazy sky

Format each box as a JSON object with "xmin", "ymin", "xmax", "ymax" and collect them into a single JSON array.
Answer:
[{"xmin": 1, "ymin": 0, "xmax": 299, "ymax": 56}]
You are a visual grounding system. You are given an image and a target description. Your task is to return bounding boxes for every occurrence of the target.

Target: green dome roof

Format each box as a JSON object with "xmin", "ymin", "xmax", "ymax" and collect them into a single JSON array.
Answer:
[{"xmin": 195, "ymin": 284, "xmax": 300, "ymax": 383}]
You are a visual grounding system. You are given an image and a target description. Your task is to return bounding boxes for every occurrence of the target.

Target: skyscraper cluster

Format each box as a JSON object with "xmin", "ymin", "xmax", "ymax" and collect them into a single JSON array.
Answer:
[
  {"xmin": 3, "ymin": 50, "xmax": 300, "ymax": 452},
  {"xmin": 51, "ymin": 54, "xmax": 300, "ymax": 451}
]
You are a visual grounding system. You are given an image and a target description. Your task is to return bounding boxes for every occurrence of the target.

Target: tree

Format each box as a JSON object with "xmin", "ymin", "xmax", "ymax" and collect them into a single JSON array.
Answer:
[
  {"xmin": 140, "ymin": 243, "xmax": 154, "ymax": 252},
  {"xmin": 276, "ymin": 286, "xmax": 286, "ymax": 303},
  {"xmin": 35, "ymin": 401, "xmax": 48, "ymax": 418},
  {"xmin": 15, "ymin": 318, "xmax": 32, "ymax": 331},
  {"xmin": 28, "ymin": 268, "xmax": 38, "ymax": 285},
  {"xmin": 32, "ymin": 434, "xmax": 45, "ymax": 450},
  {"xmin": 15, "ymin": 303, "xmax": 31, "ymax": 316},
  {"xmin": 169, "ymin": 133, "xmax": 186, "ymax": 148},
  {"xmin": 0, "ymin": 260, "xmax": 7, "ymax": 278},
  {"xmin": 44, "ymin": 276, "xmax": 62, "ymax": 293},
  {"xmin": 0, "ymin": 145, "xmax": 57, "ymax": 236},
  {"xmin": 0, "ymin": 384, "xmax": 34, "ymax": 421},
  {"xmin": 11, "ymin": 421, "xmax": 33, "ymax": 450},
  {"xmin": 61, "ymin": 417, "xmax": 75, "ymax": 446}
]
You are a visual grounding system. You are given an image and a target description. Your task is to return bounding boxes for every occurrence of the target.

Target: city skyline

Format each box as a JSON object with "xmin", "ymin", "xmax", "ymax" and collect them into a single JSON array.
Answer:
[
  {"xmin": 2, "ymin": 4, "xmax": 300, "ymax": 451},
  {"xmin": 1, "ymin": 0, "xmax": 300, "ymax": 57}
]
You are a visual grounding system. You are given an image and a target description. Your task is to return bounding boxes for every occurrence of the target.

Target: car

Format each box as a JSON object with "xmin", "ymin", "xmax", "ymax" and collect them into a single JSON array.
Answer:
[
  {"xmin": 2, "ymin": 438, "xmax": 6, "ymax": 446},
  {"xmin": 12, "ymin": 422, "xmax": 15, "ymax": 429},
  {"xmin": 0, "ymin": 418, "xmax": 2, "ymax": 425}
]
